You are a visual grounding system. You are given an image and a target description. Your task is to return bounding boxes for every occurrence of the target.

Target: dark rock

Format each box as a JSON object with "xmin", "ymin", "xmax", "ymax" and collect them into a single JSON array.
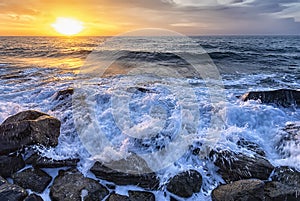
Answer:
[
  {"xmin": 26, "ymin": 153, "xmax": 79, "ymax": 168},
  {"xmin": 0, "ymin": 176, "xmax": 7, "ymax": 186},
  {"xmin": 0, "ymin": 182, "xmax": 28, "ymax": 201},
  {"xmin": 0, "ymin": 153, "xmax": 25, "ymax": 178},
  {"xmin": 264, "ymin": 181, "xmax": 300, "ymax": 201},
  {"xmin": 211, "ymin": 179, "xmax": 265, "ymax": 201},
  {"xmin": 53, "ymin": 88, "xmax": 74, "ymax": 101},
  {"xmin": 24, "ymin": 194, "xmax": 44, "ymax": 201},
  {"xmin": 166, "ymin": 170, "xmax": 202, "ymax": 198},
  {"xmin": 90, "ymin": 155, "xmax": 159, "ymax": 190},
  {"xmin": 50, "ymin": 169, "xmax": 108, "ymax": 201},
  {"xmin": 239, "ymin": 89, "xmax": 300, "ymax": 107},
  {"xmin": 271, "ymin": 166, "xmax": 300, "ymax": 187},
  {"xmin": 275, "ymin": 122, "xmax": 299, "ymax": 157},
  {"xmin": 106, "ymin": 193, "xmax": 129, "ymax": 201},
  {"xmin": 12, "ymin": 168, "xmax": 52, "ymax": 193},
  {"xmin": 210, "ymin": 150, "xmax": 274, "ymax": 183},
  {"xmin": 237, "ymin": 138, "xmax": 265, "ymax": 157},
  {"xmin": 0, "ymin": 110, "xmax": 61, "ymax": 155},
  {"xmin": 128, "ymin": 190, "xmax": 155, "ymax": 201}
]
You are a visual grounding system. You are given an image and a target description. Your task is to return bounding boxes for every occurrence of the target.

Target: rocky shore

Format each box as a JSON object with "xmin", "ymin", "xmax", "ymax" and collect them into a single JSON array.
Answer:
[{"xmin": 0, "ymin": 89, "xmax": 299, "ymax": 200}]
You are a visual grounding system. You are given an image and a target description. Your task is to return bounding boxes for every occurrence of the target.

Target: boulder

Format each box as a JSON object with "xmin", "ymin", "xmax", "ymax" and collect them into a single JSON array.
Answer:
[
  {"xmin": 239, "ymin": 89, "xmax": 300, "ymax": 107},
  {"xmin": 90, "ymin": 155, "xmax": 159, "ymax": 190},
  {"xmin": 0, "ymin": 110, "xmax": 61, "ymax": 155},
  {"xmin": 0, "ymin": 153, "xmax": 25, "ymax": 178},
  {"xmin": 0, "ymin": 182, "xmax": 28, "ymax": 201},
  {"xmin": 166, "ymin": 170, "xmax": 202, "ymax": 198},
  {"xmin": 53, "ymin": 88, "xmax": 74, "ymax": 101},
  {"xmin": 26, "ymin": 153, "xmax": 79, "ymax": 168},
  {"xmin": 210, "ymin": 150, "xmax": 274, "ymax": 183},
  {"xmin": 128, "ymin": 191, "xmax": 155, "ymax": 201},
  {"xmin": 236, "ymin": 138, "xmax": 265, "ymax": 157},
  {"xmin": 264, "ymin": 181, "xmax": 300, "ymax": 201},
  {"xmin": 271, "ymin": 166, "xmax": 300, "ymax": 187},
  {"xmin": 23, "ymin": 194, "xmax": 44, "ymax": 201},
  {"xmin": 211, "ymin": 179, "xmax": 265, "ymax": 201},
  {"xmin": 50, "ymin": 168, "xmax": 108, "ymax": 201},
  {"xmin": 12, "ymin": 168, "xmax": 52, "ymax": 193},
  {"xmin": 106, "ymin": 193, "xmax": 129, "ymax": 201}
]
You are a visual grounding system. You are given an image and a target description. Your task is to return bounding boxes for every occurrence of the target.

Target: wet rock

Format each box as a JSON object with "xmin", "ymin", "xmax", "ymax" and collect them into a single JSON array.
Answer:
[
  {"xmin": 0, "ymin": 176, "xmax": 6, "ymax": 186},
  {"xmin": 0, "ymin": 153, "xmax": 25, "ymax": 178},
  {"xmin": 0, "ymin": 182, "xmax": 28, "ymax": 201},
  {"xmin": 23, "ymin": 194, "xmax": 44, "ymax": 201},
  {"xmin": 50, "ymin": 168, "xmax": 108, "ymax": 201},
  {"xmin": 53, "ymin": 88, "xmax": 74, "ymax": 101},
  {"xmin": 128, "ymin": 190, "xmax": 155, "ymax": 201},
  {"xmin": 210, "ymin": 150, "xmax": 274, "ymax": 183},
  {"xmin": 237, "ymin": 138, "xmax": 265, "ymax": 157},
  {"xmin": 106, "ymin": 193, "xmax": 129, "ymax": 201},
  {"xmin": 90, "ymin": 155, "xmax": 159, "ymax": 190},
  {"xmin": 0, "ymin": 110, "xmax": 61, "ymax": 155},
  {"xmin": 264, "ymin": 181, "xmax": 300, "ymax": 201},
  {"xmin": 26, "ymin": 153, "xmax": 79, "ymax": 168},
  {"xmin": 271, "ymin": 166, "xmax": 300, "ymax": 187},
  {"xmin": 211, "ymin": 179, "xmax": 265, "ymax": 201},
  {"xmin": 275, "ymin": 122, "xmax": 300, "ymax": 157},
  {"xmin": 166, "ymin": 170, "xmax": 202, "ymax": 198},
  {"xmin": 12, "ymin": 168, "xmax": 52, "ymax": 193},
  {"xmin": 239, "ymin": 89, "xmax": 300, "ymax": 107}
]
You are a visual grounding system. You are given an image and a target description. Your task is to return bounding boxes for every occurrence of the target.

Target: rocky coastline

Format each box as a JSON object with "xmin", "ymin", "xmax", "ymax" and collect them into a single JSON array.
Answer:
[{"xmin": 0, "ymin": 89, "xmax": 299, "ymax": 201}]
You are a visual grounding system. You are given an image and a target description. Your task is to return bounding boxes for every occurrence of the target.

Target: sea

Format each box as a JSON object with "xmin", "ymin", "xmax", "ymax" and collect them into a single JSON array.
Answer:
[{"xmin": 0, "ymin": 34, "xmax": 299, "ymax": 200}]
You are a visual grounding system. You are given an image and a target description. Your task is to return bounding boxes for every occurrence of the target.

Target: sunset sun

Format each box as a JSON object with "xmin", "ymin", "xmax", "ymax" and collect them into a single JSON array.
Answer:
[{"xmin": 51, "ymin": 17, "xmax": 84, "ymax": 36}]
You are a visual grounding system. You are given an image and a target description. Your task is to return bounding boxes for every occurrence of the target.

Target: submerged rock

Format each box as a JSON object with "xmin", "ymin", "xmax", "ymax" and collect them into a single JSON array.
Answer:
[
  {"xmin": 239, "ymin": 89, "xmax": 300, "ymax": 107},
  {"xmin": 210, "ymin": 150, "xmax": 274, "ymax": 183},
  {"xmin": 0, "ymin": 180, "xmax": 28, "ymax": 201},
  {"xmin": 23, "ymin": 194, "xmax": 43, "ymax": 201},
  {"xmin": 50, "ymin": 168, "xmax": 108, "ymax": 201},
  {"xmin": 166, "ymin": 170, "xmax": 202, "ymax": 198},
  {"xmin": 211, "ymin": 179, "xmax": 265, "ymax": 201},
  {"xmin": 12, "ymin": 168, "xmax": 52, "ymax": 193},
  {"xmin": 128, "ymin": 190, "xmax": 155, "ymax": 201},
  {"xmin": 0, "ymin": 153, "xmax": 25, "ymax": 178},
  {"xmin": 26, "ymin": 153, "xmax": 79, "ymax": 168},
  {"xmin": 0, "ymin": 110, "xmax": 61, "ymax": 155},
  {"xmin": 106, "ymin": 193, "xmax": 129, "ymax": 201},
  {"xmin": 271, "ymin": 166, "xmax": 300, "ymax": 187},
  {"xmin": 53, "ymin": 88, "xmax": 74, "ymax": 101}
]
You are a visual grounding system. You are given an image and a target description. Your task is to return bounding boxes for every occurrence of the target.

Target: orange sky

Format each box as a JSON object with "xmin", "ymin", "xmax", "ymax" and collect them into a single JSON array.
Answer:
[{"xmin": 0, "ymin": 0, "xmax": 299, "ymax": 36}]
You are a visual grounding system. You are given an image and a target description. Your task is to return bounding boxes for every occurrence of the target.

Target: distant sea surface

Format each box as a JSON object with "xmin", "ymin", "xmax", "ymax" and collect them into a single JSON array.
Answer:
[{"xmin": 0, "ymin": 36, "xmax": 299, "ymax": 200}]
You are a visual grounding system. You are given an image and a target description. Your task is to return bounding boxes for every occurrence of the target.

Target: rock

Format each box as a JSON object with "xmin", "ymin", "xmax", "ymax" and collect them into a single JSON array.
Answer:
[
  {"xmin": 264, "ymin": 181, "xmax": 300, "ymax": 201},
  {"xmin": 275, "ymin": 122, "xmax": 300, "ymax": 157},
  {"xmin": 53, "ymin": 88, "xmax": 74, "ymax": 101},
  {"xmin": 210, "ymin": 150, "xmax": 274, "ymax": 183},
  {"xmin": 90, "ymin": 162, "xmax": 159, "ymax": 190},
  {"xmin": 0, "ymin": 176, "xmax": 6, "ymax": 186},
  {"xmin": 0, "ymin": 182, "xmax": 28, "ymax": 201},
  {"xmin": 106, "ymin": 193, "xmax": 129, "ymax": 201},
  {"xmin": 12, "ymin": 168, "xmax": 52, "ymax": 193},
  {"xmin": 128, "ymin": 190, "xmax": 155, "ymax": 201},
  {"xmin": 166, "ymin": 170, "xmax": 202, "ymax": 198},
  {"xmin": 90, "ymin": 155, "xmax": 159, "ymax": 190},
  {"xmin": 271, "ymin": 166, "xmax": 300, "ymax": 187},
  {"xmin": 26, "ymin": 153, "xmax": 79, "ymax": 168},
  {"xmin": 0, "ymin": 153, "xmax": 25, "ymax": 178},
  {"xmin": 50, "ymin": 169, "xmax": 108, "ymax": 201},
  {"xmin": 239, "ymin": 89, "xmax": 300, "ymax": 107},
  {"xmin": 0, "ymin": 110, "xmax": 61, "ymax": 155},
  {"xmin": 211, "ymin": 179, "xmax": 265, "ymax": 201},
  {"xmin": 236, "ymin": 138, "xmax": 265, "ymax": 157},
  {"xmin": 24, "ymin": 194, "xmax": 44, "ymax": 201}
]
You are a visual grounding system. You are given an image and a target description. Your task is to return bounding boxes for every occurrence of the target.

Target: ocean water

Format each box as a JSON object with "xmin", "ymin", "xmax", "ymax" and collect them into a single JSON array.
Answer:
[{"xmin": 0, "ymin": 35, "xmax": 299, "ymax": 200}]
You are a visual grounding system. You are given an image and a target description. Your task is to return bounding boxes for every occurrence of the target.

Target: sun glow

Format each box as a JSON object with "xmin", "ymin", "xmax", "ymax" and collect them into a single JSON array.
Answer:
[{"xmin": 51, "ymin": 17, "xmax": 84, "ymax": 36}]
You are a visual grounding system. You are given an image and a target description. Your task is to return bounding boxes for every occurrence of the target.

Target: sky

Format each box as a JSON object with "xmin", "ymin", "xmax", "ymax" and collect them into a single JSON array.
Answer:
[{"xmin": 0, "ymin": 0, "xmax": 300, "ymax": 36}]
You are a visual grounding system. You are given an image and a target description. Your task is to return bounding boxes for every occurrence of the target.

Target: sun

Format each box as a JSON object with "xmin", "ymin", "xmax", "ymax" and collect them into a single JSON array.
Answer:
[{"xmin": 51, "ymin": 17, "xmax": 84, "ymax": 36}]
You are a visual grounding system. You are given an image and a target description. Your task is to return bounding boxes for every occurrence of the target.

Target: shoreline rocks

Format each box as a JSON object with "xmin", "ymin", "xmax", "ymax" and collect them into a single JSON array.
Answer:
[{"xmin": 239, "ymin": 89, "xmax": 300, "ymax": 107}]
